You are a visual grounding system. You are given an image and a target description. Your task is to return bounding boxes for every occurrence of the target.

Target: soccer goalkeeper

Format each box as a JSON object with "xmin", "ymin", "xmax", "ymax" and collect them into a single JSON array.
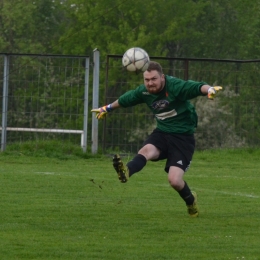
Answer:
[{"xmin": 91, "ymin": 61, "xmax": 222, "ymax": 217}]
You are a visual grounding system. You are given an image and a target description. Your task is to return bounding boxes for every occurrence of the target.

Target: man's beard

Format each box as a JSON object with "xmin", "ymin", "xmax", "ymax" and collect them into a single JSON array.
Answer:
[{"xmin": 147, "ymin": 82, "xmax": 164, "ymax": 94}]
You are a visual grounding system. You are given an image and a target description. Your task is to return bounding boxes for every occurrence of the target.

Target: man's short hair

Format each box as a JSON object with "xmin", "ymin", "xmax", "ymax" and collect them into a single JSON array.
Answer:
[{"xmin": 146, "ymin": 61, "xmax": 163, "ymax": 75}]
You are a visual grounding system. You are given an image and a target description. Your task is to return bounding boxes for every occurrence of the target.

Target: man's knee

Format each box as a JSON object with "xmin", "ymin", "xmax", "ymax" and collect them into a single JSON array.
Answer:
[
  {"xmin": 138, "ymin": 144, "xmax": 160, "ymax": 160},
  {"xmin": 168, "ymin": 167, "xmax": 185, "ymax": 191}
]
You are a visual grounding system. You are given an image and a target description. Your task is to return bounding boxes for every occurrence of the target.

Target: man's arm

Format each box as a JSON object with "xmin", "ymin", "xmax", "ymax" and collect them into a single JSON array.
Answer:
[
  {"xmin": 91, "ymin": 100, "xmax": 121, "ymax": 119},
  {"xmin": 109, "ymin": 100, "xmax": 121, "ymax": 110}
]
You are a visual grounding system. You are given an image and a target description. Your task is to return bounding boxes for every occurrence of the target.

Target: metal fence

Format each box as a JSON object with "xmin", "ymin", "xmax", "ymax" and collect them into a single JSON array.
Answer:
[
  {"xmin": 0, "ymin": 52, "xmax": 99, "ymax": 152},
  {"xmin": 2, "ymin": 53, "xmax": 260, "ymax": 154},
  {"xmin": 102, "ymin": 55, "xmax": 260, "ymax": 153}
]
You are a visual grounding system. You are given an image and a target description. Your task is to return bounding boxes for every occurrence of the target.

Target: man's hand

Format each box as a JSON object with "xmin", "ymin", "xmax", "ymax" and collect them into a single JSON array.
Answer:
[
  {"xmin": 208, "ymin": 86, "xmax": 223, "ymax": 100},
  {"xmin": 91, "ymin": 104, "xmax": 112, "ymax": 119}
]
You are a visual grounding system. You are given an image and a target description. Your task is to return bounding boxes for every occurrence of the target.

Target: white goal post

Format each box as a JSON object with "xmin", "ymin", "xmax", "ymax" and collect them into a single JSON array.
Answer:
[
  {"xmin": 1, "ymin": 50, "xmax": 100, "ymax": 153},
  {"xmin": 0, "ymin": 127, "xmax": 84, "ymax": 147}
]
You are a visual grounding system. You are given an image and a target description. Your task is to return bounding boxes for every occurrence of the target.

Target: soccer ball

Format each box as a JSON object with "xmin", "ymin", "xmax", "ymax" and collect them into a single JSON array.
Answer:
[{"xmin": 122, "ymin": 47, "xmax": 150, "ymax": 72}]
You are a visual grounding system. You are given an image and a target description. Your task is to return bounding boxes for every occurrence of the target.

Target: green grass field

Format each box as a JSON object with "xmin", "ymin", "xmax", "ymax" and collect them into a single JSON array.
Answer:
[{"xmin": 0, "ymin": 147, "xmax": 260, "ymax": 259}]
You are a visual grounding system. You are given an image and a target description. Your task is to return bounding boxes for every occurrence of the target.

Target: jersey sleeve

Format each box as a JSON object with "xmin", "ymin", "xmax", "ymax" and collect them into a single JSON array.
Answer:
[
  {"xmin": 118, "ymin": 86, "xmax": 145, "ymax": 108},
  {"xmin": 168, "ymin": 77, "xmax": 208, "ymax": 101}
]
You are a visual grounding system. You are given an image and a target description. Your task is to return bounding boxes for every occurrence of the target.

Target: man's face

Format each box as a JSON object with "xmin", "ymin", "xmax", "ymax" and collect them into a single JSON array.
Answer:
[{"xmin": 143, "ymin": 70, "xmax": 165, "ymax": 94}]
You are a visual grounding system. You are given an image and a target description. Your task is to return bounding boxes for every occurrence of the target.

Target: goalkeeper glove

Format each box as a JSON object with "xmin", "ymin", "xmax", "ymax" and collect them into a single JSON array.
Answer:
[
  {"xmin": 91, "ymin": 104, "xmax": 112, "ymax": 119},
  {"xmin": 208, "ymin": 86, "xmax": 223, "ymax": 100}
]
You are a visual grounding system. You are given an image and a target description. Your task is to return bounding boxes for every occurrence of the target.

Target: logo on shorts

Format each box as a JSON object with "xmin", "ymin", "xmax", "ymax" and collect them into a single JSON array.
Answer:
[{"xmin": 177, "ymin": 160, "xmax": 183, "ymax": 165}]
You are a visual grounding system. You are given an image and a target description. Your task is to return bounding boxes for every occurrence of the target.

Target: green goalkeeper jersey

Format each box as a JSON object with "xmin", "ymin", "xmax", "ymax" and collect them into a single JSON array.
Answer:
[{"xmin": 118, "ymin": 75, "xmax": 207, "ymax": 134}]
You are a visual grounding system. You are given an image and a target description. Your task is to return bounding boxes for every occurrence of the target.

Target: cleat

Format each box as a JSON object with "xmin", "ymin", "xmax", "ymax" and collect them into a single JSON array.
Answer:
[
  {"xmin": 187, "ymin": 191, "xmax": 199, "ymax": 217},
  {"xmin": 112, "ymin": 154, "xmax": 129, "ymax": 183}
]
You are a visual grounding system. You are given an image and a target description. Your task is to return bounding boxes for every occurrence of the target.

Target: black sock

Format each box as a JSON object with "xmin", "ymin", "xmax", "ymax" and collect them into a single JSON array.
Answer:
[
  {"xmin": 178, "ymin": 181, "xmax": 194, "ymax": 205},
  {"xmin": 126, "ymin": 154, "xmax": 147, "ymax": 177}
]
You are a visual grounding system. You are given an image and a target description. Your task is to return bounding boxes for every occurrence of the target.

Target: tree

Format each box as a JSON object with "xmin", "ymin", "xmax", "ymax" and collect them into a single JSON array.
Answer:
[
  {"xmin": 57, "ymin": 0, "xmax": 208, "ymax": 58},
  {"xmin": 0, "ymin": 0, "xmax": 65, "ymax": 53}
]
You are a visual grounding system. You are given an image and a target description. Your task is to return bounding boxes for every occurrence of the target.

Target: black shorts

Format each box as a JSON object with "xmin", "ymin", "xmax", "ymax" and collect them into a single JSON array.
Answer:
[{"xmin": 142, "ymin": 129, "xmax": 195, "ymax": 173}]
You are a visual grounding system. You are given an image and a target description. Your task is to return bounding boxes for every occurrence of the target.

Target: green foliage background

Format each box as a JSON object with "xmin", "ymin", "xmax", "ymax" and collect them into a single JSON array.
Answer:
[
  {"xmin": 1, "ymin": 0, "xmax": 260, "ymax": 59},
  {"xmin": 1, "ymin": 0, "xmax": 260, "ymax": 150}
]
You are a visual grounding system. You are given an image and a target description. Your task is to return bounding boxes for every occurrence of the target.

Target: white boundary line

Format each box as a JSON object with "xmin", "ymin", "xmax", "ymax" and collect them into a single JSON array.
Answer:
[
  {"xmin": 151, "ymin": 184, "xmax": 260, "ymax": 199},
  {"xmin": 197, "ymin": 188, "xmax": 259, "ymax": 199},
  {"xmin": 189, "ymin": 174, "xmax": 259, "ymax": 180}
]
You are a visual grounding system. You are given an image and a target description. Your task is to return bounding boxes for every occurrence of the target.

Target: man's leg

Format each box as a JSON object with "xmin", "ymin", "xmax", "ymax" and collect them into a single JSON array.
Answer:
[
  {"xmin": 113, "ymin": 144, "xmax": 160, "ymax": 182},
  {"xmin": 168, "ymin": 166, "xmax": 199, "ymax": 217}
]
